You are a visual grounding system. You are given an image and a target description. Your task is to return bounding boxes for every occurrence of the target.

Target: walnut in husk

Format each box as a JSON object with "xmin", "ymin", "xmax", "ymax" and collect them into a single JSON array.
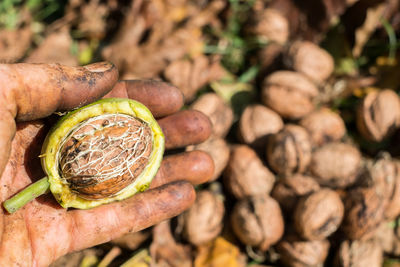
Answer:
[
  {"xmin": 299, "ymin": 108, "xmax": 346, "ymax": 147},
  {"xmin": 231, "ymin": 195, "xmax": 284, "ymax": 251},
  {"xmin": 191, "ymin": 93, "xmax": 234, "ymax": 138},
  {"xmin": 261, "ymin": 71, "xmax": 319, "ymax": 119},
  {"xmin": 356, "ymin": 89, "xmax": 400, "ymax": 142},
  {"xmin": 310, "ymin": 142, "xmax": 361, "ymax": 188},
  {"xmin": 294, "ymin": 189, "xmax": 344, "ymax": 240},
  {"xmin": 277, "ymin": 235, "xmax": 330, "ymax": 267},
  {"xmin": 271, "ymin": 174, "xmax": 320, "ymax": 213},
  {"xmin": 4, "ymin": 98, "xmax": 164, "ymax": 212},
  {"xmin": 224, "ymin": 145, "xmax": 275, "ymax": 199},
  {"xmin": 286, "ymin": 41, "xmax": 334, "ymax": 83},
  {"xmin": 342, "ymin": 187, "xmax": 386, "ymax": 240},
  {"xmin": 186, "ymin": 138, "xmax": 230, "ymax": 182},
  {"xmin": 238, "ymin": 104, "xmax": 284, "ymax": 147},
  {"xmin": 267, "ymin": 124, "xmax": 312, "ymax": 176},
  {"xmin": 181, "ymin": 190, "xmax": 224, "ymax": 246},
  {"xmin": 335, "ymin": 239, "xmax": 383, "ymax": 267}
]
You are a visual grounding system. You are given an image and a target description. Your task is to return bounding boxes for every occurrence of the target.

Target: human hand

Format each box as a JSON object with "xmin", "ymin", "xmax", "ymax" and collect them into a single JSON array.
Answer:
[{"xmin": 0, "ymin": 62, "xmax": 214, "ymax": 266}]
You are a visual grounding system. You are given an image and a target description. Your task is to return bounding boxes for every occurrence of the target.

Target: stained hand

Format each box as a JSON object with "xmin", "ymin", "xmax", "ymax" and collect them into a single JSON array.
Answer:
[{"xmin": 0, "ymin": 62, "xmax": 213, "ymax": 266}]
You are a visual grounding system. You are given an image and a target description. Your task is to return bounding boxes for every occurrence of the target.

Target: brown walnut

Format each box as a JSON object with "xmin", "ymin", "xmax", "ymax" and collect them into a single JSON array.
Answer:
[
  {"xmin": 267, "ymin": 124, "xmax": 312, "ymax": 176},
  {"xmin": 238, "ymin": 104, "xmax": 284, "ymax": 147},
  {"xmin": 181, "ymin": 190, "xmax": 224, "ymax": 246},
  {"xmin": 231, "ymin": 195, "xmax": 284, "ymax": 251},
  {"xmin": 250, "ymin": 8, "xmax": 289, "ymax": 45},
  {"xmin": 342, "ymin": 187, "xmax": 386, "ymax": 240},
  {"xmin": 261, "ymin": 71, "xmax": 319, "ymax": 119},
  {"xmin": 356, "ymin": 89, "xmax": 400, "ymax": 142},
  {"xmin": 186, "ymin": 137, "xmax": 230, "ymax": 182},
  {"xmin": 376, "ymin": 222, "xmax": 400, "ymax": 256},
  {"xmin": 286, "ymin": 41, "xmax": 334, "ymax": 83},
  {"xmin": 277, "ymin": 235, "xmax": 330, "ymax": 267},
  {"xmin": 191, "ymin": 93, "xmax": 234, "ymax": 138},
  {"xmin": 164, "ymin": 55, "xmax": 225, "ymax": 102},
  {"xmin": 224, "ymin": 145, "xmax": 275, "ymax": 199},
  {"xmin": 335, "ymin": 239, "xmax": 383, "ymax": 267},
  {"xmin": 60, "ymin": 114, "xmax": 152, "ymax": 200},
  {"xmin": 363, "ymin": 155, "xmax": 400, "ymax": 220},
  {"xmin": 271, "ymin": 174, "xmax": 320, "ymax": 213},
  {"xmin": 299, "ymin": 108, "xmax": 346, "ymax": 147},
  {"xmin": 310, "ymin": 142, "xmax": 361, "ymax": 188},
  {"xmin": 294, "ymin": 189, "xmax": 344, "ymax": 240}
]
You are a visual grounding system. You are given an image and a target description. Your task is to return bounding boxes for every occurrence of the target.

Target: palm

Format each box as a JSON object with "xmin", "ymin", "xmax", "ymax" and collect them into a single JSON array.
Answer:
[{"xmin": 0, "ymin": 63, "xmax": 213, "ymax": 266}]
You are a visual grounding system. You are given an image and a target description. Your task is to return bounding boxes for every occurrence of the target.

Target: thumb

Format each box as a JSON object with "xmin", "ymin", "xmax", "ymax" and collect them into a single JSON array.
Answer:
[{"xmin": 0, "ymin": 62, "xmax": 118, "ymax": 177}]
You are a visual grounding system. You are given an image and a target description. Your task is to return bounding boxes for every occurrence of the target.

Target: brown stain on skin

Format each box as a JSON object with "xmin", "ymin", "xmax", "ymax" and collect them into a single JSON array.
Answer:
[{"xmin": 6, "ymin": 62, "xmax": 118, "ymax": 121}]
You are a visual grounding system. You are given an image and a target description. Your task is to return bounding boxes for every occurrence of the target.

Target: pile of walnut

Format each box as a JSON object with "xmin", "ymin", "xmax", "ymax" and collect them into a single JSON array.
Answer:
[
  {"xmin": 100, "ymin": 3, "xmax": 400, "ymax": 267},
  {"xmin": 169, "ymin": 31, "xmax": 400, "ymax": 267}
]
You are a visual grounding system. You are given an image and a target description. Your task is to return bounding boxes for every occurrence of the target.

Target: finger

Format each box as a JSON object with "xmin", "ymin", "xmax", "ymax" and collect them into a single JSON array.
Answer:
[
  {"xmin": 0, "ymin": 62, "xmax": 118, "ymax": 121},
  {"xmin": 158, "ymin": 110, "xmax": 212, "ymax": 149},
  {"xmin": 150, "ymin": 151, "xmax": 215, "ymax": 188},
  {"xmin": 68, "ymin": 181, "xmax": 195, "ymax": 251},
  {"xmin": 104, "ymin": 80, "xmax": 184, "ymax": 118}
]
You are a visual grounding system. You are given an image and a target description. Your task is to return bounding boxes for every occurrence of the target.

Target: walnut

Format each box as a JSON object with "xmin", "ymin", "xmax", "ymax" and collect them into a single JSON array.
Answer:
[
  {"xmin": 250, "ymin": 8, "xmax": 289, "ymax": 45},
  {"xmin": 277, "ymin": 235, "xmax": 330, "ymax": 267},
  {"xmin": 164, "ymin": 55, "xmax": 225, "ymax": 102},
  {"xmin": 286, "ymin": 41, "xmax": 334, "ymax": 83},
  {"xmin": 342, "ymin": 187, "xmax": 386, "ymax": 240},
  {"xmin": 299, "ymin": 108, "xmax": 346, "ymax": 147},
  {"xmin": 363, "ymin": 154, "xmax": 400, "ymax": 220},
  {"xmin": 310, "ymin": 142, "xmax": 361, "ymax": 188},
  {"xmin": 231, "ymin": 195, "xmax": 284, "ymax": 251},
  {"xmin": 181, "ymin": 190, "xmax": 224, "ymax": 246},
  {"xmin": 335, "ymin": 239, "xmax": 383, "ymax": 267},
  {"xmin": 375, "ymin": 222, "xmax": 400, "ymax": 256},
  {"xmin": 294, "ymin": 189, "xmax": 344, "ymax": 240},
  {"xmin": 191, "ymin": 93, "xmax": 234, "ymax": 138},
  {"xmin": 271, "ymin": 174, "xmax": 320, "ymax": 213},
  {"xmin": 186, "ymin": 138, "xmax": 230, "ymax": 182},
  {"xmin": 261, "ymin": 71, "xmax": 319, "ymax": 119},
  {"xmin": 238, "ymin": 104, "xmax": 284, "ymax": 147},
  {"xmin": 267, "ymin": 124, "xmax": 312, "ymax": 176},
  {"xmin": 59, "ymin": 114, "xmax": 153, "ymax": 199},
  {"xmin": 224, "ymin": 145, "xmax": 275, "ymax": 199},
  {"xmin": 356, "ymin": 89, "xmax": 400, "ymax": 142}
]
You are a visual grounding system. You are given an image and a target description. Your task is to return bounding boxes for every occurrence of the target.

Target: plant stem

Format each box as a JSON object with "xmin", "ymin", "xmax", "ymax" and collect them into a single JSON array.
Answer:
[{"xmin": 3, "ymin": 177, "xmax": 50, "ymax": 214}]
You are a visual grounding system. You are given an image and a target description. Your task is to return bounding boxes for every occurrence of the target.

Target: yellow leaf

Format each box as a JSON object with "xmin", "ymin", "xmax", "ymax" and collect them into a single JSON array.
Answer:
[
  {"xmin": 120, "ymin": 249, "xmax": 152, "ymax": 267},
  {"xmin": 194, "ymin": 237, "xmax": 244, "ymax": 267}
]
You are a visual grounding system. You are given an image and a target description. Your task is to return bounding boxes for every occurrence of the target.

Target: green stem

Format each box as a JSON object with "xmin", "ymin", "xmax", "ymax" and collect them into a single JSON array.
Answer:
[{"xmin": 3, "ymin": 177, "xmax": 50, "ymax": 214}]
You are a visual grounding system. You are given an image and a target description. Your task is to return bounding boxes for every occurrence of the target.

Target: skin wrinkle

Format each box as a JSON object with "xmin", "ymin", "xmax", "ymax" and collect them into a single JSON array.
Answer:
[
  {"xmin": 105, "ymin": 206, "xmax": 122, "ymax": 241},
  {"xmin": 23, "ymin": 209, "xmax": 35, "ymax": 267},
  {"xmin": 0, "ymin": 66, "xmax": 212, "ymax": 265}
]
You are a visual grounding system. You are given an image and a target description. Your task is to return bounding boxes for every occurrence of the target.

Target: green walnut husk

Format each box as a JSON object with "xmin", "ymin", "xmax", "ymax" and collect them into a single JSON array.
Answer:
[{"xmin": 4, "ymin": 98, "xmax": 164, "ymax": 212}]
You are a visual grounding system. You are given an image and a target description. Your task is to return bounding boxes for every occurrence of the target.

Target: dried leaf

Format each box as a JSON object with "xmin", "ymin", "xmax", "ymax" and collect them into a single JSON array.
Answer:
[
  {"xmin": 150, "ymin": 220, "xmax": 192, "ymax": 267},
  {"xmin": 25, "ymin": 29, "xmax": 78, "ymax": 66},
  {"xmin": 0, "ymin": 27, "xmax": 32, "ymax": 63},
  {"xmin": 194, "ymin": 237, "xmax": 246, "ymax": 267},
  {"xmin": 121, "ymin": 250, "xmax": 152, "ymax": 267},
  {"xmin": 352, "ymin": 3, "xmax": 386, "ymax": 57}
]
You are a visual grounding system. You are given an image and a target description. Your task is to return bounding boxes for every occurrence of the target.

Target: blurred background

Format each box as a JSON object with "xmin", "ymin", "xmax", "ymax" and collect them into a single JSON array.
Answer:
[{"xmin": 2, "ymin": 0, "xmax": 400, "ymax": 266}]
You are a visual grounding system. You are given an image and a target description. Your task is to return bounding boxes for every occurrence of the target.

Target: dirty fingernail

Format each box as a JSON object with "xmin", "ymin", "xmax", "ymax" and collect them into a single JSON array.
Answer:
[{"xmin": 84, "ymin": 62, "xmax": 115, "ymax": 72}]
